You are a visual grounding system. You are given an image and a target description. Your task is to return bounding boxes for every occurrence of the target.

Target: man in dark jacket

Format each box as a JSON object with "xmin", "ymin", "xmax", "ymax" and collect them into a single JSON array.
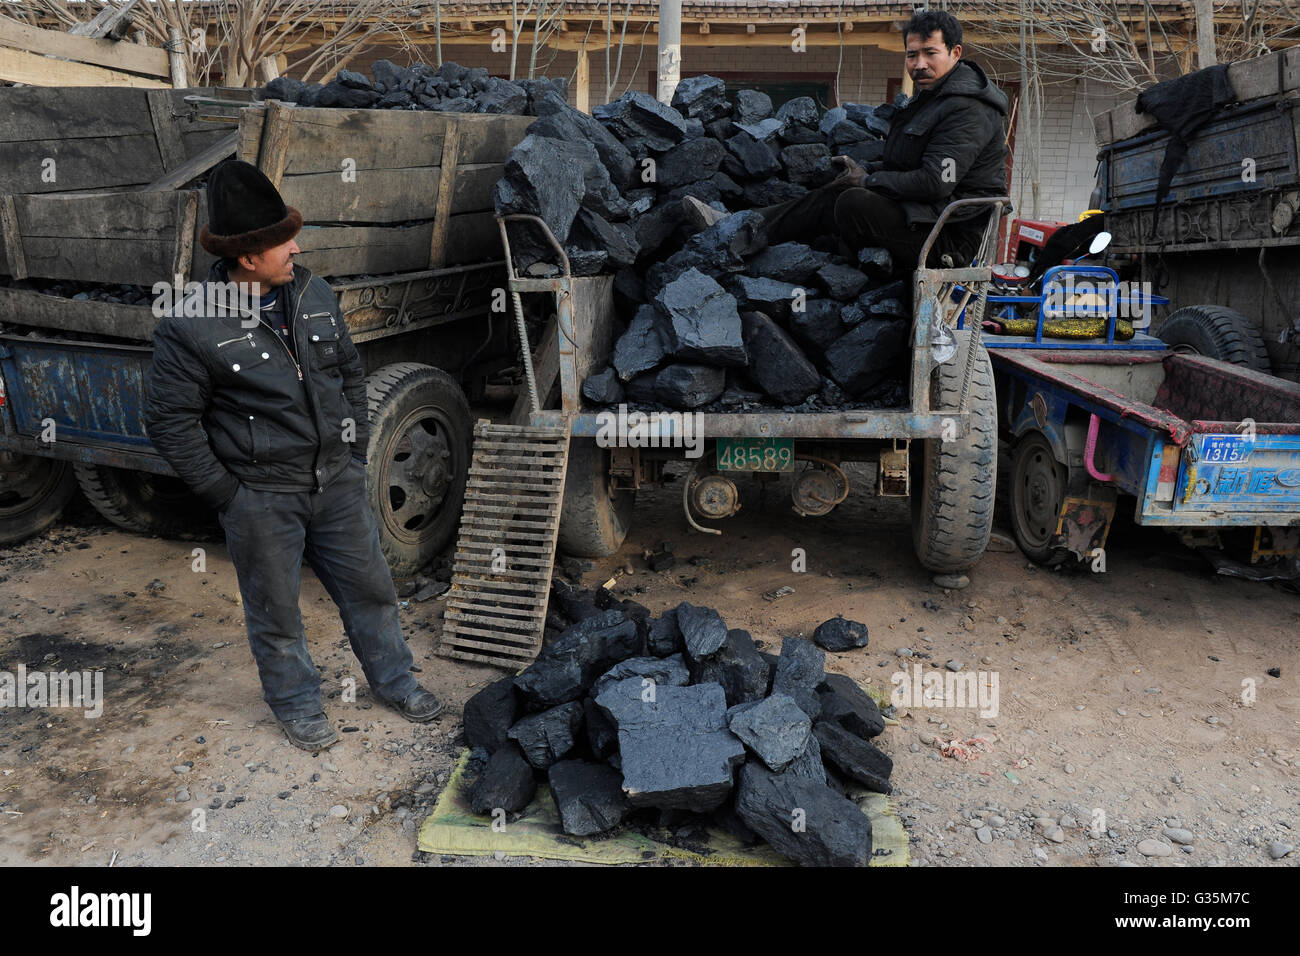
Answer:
[
  {"xmin": 692, "ymin": 9, "xmax": 1009, "ymax": 271},
  {"xmin": 144, "ymin": 160, "xmax": 442, "ymax": 751}
]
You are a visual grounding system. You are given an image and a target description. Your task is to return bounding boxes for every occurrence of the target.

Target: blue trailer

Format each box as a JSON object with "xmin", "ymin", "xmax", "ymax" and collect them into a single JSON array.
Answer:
[{"xmin": 952, "ymin": 264, "xmax": 1300, "ymax": 564}]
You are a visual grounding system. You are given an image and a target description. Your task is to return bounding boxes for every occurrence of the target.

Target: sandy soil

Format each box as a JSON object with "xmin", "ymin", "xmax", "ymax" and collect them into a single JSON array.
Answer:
[{"xmin": 1, "ymin": 453, "xmax": 1297, "ymax": 867}]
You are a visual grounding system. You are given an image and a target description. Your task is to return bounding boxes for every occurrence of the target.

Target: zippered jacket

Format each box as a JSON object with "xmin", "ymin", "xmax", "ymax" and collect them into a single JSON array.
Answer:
[
  {"xmin": 866, "ymin": 59, "xmax": 1010, "ymax": 229},
  {"xmin": 144, "ymin": 261, "xmax": 368, "ymax": 508}
]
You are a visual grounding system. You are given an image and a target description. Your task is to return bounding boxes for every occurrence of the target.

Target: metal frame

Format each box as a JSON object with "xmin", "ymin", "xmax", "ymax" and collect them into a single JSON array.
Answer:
[{"xmin": 495, "ymin": 197, "xmax": 1011, "ymax": 442}]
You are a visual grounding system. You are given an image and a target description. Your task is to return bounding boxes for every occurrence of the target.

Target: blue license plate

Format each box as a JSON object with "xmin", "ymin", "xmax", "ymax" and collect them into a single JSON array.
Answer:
[{"xmin": 1199, "ymin": 434, "xmax": 1251, "ymax": 463}]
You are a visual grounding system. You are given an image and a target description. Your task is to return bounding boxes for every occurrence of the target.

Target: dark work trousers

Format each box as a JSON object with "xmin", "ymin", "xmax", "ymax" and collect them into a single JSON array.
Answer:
[
  {"xmin": 758, "ymin": 183, "xmax": 983, "ymax": 273},
  {"xmin": 218, "ymin": 459, "xmax": 418, "ymax": 721}
]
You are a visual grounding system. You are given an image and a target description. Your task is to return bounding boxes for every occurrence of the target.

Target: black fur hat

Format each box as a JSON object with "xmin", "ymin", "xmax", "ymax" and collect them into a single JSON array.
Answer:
[{"xmin": 199, "ymin": 160, "xmax": 302, "ymax": 258}]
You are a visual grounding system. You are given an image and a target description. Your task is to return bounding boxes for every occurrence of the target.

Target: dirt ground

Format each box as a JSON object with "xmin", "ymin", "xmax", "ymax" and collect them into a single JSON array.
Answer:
[{"xmin": 2, "ymin": 448, "xmax": 1298, "ymax": 868}]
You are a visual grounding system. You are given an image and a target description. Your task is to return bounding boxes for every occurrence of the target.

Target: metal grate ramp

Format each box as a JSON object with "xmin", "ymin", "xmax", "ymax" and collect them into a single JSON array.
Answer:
[{"xmin": 438, "ymin": 419, "xmax": 570, "ymax": 669}]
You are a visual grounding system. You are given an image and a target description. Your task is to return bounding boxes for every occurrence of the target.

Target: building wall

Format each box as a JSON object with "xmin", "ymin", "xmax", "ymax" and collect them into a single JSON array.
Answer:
[{"xmin": 347, "ymin": 38, "xmax": 1125, "ymax": 230}]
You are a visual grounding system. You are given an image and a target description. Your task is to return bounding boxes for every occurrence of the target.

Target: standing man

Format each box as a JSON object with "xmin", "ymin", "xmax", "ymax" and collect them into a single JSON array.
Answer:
[
  {"xmin": 688, "ymin": 9, "xmax": 1009, "ymax": 272},
  {"xmin": 145, "ymin": 160, "xmax": 442, "ymax": 751}
]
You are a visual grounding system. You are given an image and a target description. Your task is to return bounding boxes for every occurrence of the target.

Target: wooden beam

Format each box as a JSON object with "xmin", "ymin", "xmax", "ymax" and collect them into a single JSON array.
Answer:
[
  {"xmin": 0, "ymin": 46, "xmax": 168, "ymax": 87},
  {"xmin": 142, "ymin": 131, "xmax": 239, "ymax": 192},
  {"xmin": 147, "ymin": 88, "xmax": 186, "ymax": 172},
  {"xmin": 575, "ymin": 47, "xmax": 590, "ymax": 114},
  {"xmin": 256, "ymin": 102, "xmax": 297, "ymax": 187},
  {"xmin": 0, "ymin": 195, "xmax": 28, "ymax": 280},
  {"xmin": 428, "ymin": 116, "xmax": 461, "ymax": 269},
  {"xmin": 0, "ymin": 14, "xmax": 169, "ymax": 78},
  {"xmin": 68, "ymin": 0, "xmax": 139, "ymax": 39}
]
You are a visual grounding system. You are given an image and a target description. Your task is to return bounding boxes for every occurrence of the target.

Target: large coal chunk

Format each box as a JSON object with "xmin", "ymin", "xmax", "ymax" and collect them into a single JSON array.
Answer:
[
  {"xmin": 675, "ymin": 602, "xmax": 728, "ymax": 661},
  {"xmin": 817, "ymin": 673, "xmax": 885, "ymax": 740},
  {"xmin": 734, "ymin": 89, "xmax": 774, "ymax": 125},
  {"xmin": 828, "ymin": 119, "xmax": 873, "ymax": 149},
  {"xmin": 666, "ymin": 210, "xmax": 768, "ymax": 276},
  {"xmin": 813, "ymin": 616, "xmax": 870, "ymax": 652},
  {"xmin": 632, "ymin": 201, "xmax": 684, "ymax": 259},
  {"xmin": 630, "ymin": 363, "xmax": 726, "ymax": 409},
  {"xmin": 592, "ymin": 654, "xmax": 690, "ymax": 699},
  {"xmin": 746, "ymin": 242, "xmax": 831, "ymax": 284},
  {"xmin": 469, "ymin": 741, "xmax": 536, "ymax": 814},
  {"xmin": 583, "ymin": 697, "xmax": 619, "ymax": 762},
  {"xmin": 549, "ymin": 579, "xmax": 602, "ymax": 622},
  {"xmin": 728, "ymin": 275, "xmax": 808, "ymax": 324},
  {"xmin": 647, "ymin": 608, "xmax": 684, "ymax": 657},
  {"xmin": 656, "ymin": 269, "xmax": 746, "ymax": 367},
  {"xmin": 507, "ymin": 701, "xmax": 585, "ymax": 769},
  {"xmin": 688, "ymin": 628, "xmax": 770, "ymax": 707},
  {"xmin": 740, "ymin": 311, "xmax": 821, "ymax": 405},
  {"xmin": 463, "ymin": 677, "xmax": 520, "ymax": 754},
  {"xmin": 734, "ymin": 762, "xmax": 872, "ymax": 867},
  {"xmin": 816, "ymin": 263, "xmax": 870, "ymax": 301},
  {"xmin": 842, "ymin": 138, "xmax": 886, "ymax": 166},
  {"xmin": 671, "ymin": 75, "xmax": 730, "ymax": 124},
  {"xmin": 582, "ymin": 367, "xmax": 625, "ymax": 405},
  {"xmin": 784, "ymin": 732, "xmax": 827, "ymax": 784},
  {"xmin": 823, "ymin": 320, "xmax": 909, "ymax": 396},
  {"xmin": 725, "ymin": 132, "xmax": 781, "ymax": 180},
  {"xmin": 743, "ymin": 179, "xmax": 806, "ymax": 206},
  {"xmin": 775, "ymin": 96, "xmax": 819, "ymax": 129},
  {"xmin": 818, "ymin": 105, "xmax": 848, "ymax": 137},
  {"xmin": 611, "ymin": 306, "xmax": 667, "ymax": 381},
  {"xmin": 569, "ymin": 209, "xmax": 639, "ymax": 268},
  {"xmin": 813, "ymin": 721, "xmax": 893, "ymax": 793},
  {"xmin": 548, "ymin": 760, "xmax": 630, "ymax": 836},
  {"xmin": 657, "ymin": 137, "xmax": 726, "ymax": 190},
  {"xmin": 857, "ymin": 247, "xmax": 894, "ymax": 279},
  {"xmin": 789, "ymin": 298, "xmax": 846, "ymax": 356},
  {"xmin": 534, "ymin": 90, "xmax": 636, "ymax": 188},
  {"xmin": 513, "ymin": 610, "xmax": 640, "ymax": 710},
  {"xmin": 478, "ymin": 76, "xmax": 528, "ymax": 114},
  {"xmin": 857, "ymin": 278, "xmax": 909, "ymax": 310},
  {"xmin": 494, "ymin": 134, "xmax": 587, "ymax": 246},
  {"xmin": 263, "ymin": 76, "xmax": 306, "ymax": 102},
  {"xmin": 735, "ymin": 117, "xmax": 784, "ymax": 141},
  {"xmin": 594, "ymin": 91, "xmax": 687, "ymax": 151},
  {"xmin": 780, "ymin": 124, "xmax": 825, "ymax": 146},
  {"xmin": 727, "ymin": 693, "xmax": 812, "ymax": 772},
  {"xmin": 780, "ymin": 143, "xmax": 833, "ymax": 187},
  {"xmin": 845, "ymin": 102, "xmax": 891, "ymax": 138},
  {"xmin": 595, "ymin": 680, "xmax": 746, "ymax": 812},
  {"xmin": 772, "ymin": 637, "xmax": 826, "ymax": 720}
]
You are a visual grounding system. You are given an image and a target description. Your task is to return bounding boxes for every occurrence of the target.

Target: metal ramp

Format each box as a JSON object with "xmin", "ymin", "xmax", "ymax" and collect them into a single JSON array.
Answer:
[{"xmin": 438, "ymin": 419, "xmax": 570, "ymax": 669}]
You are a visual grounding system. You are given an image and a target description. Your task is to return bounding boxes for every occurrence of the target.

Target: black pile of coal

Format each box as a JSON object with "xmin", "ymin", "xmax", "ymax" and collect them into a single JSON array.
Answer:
[
  {"xmin": 459, "ymin": 579, "xmax": 892, "ymax": 867},
  {"xmin": 492, "ymin": 76, "xmax": 916, "ymax": 412},
  {"xmin": 259, "ymin": 60, "xmax": 563, "ymax": 115}
]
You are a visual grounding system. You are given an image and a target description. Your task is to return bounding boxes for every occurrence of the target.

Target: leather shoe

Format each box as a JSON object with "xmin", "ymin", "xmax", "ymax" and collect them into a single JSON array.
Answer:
[
  {"xmin": 389, "ymin": 686, "xmax": 443, "ymax": 723},
  {"xmin": 277, "ymin": 713, "xmax": 340, "ymax": 751}
]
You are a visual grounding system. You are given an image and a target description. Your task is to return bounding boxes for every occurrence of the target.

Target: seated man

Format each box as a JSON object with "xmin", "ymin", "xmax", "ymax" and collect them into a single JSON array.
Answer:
[{"xmin": 691, "ymin": 9, "xmax": 1010, "ymax": 272}]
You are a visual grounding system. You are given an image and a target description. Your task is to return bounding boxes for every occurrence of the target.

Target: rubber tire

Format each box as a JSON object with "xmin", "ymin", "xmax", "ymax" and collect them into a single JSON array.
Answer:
[
  {"xmin": 0, "ymin": 454, "xmax": 77, "ymax": 545},
  {"xmin": 911, "ymin": 331, "xmax": 998, "ymax": 573},
  {"xmin": 557, "ymin": 440, "xmax": 635, "ymax": 558},
  {"xmin": 1008, "ymin": 432, "xmax": 1072, "ymax": 567},
  {"xmin": 73, "ymin": 463, "xmax": 214, "ymax": 536},
  {"xmin": 1157, "ymin": 305, "xmax": 1271, "ymax": 372},
  {"xmin": 365, "ymin": 363, "xmax": 472, "ymax": 577}
]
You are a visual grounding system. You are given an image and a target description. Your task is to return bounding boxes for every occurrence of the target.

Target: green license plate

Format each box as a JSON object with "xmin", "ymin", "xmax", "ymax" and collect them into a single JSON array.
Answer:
[{"xmin": 717, "ymin": 438, "xmax": 795, "ymax": 472}]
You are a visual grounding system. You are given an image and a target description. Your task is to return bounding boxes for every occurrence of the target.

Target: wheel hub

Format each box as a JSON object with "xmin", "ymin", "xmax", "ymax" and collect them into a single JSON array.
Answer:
[{"xmin": 381, "ymin": 410, "xmax": 455, "ymax": 541}]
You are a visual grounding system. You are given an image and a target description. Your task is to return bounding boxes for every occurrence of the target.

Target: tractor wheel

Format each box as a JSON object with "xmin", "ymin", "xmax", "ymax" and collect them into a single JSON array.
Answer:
[
  {"xmin": 0, "ymin": 452, "xmax": 77, "ymax": 545},
  {"xmin": 556, "ymin": 441, "xmax": 635, "ymax": 558},
  {"xmin": 365, "ymin": 363, "xmax": 472, "ymax": 577},
  {"xmin": 911, "ymin": 331, "xmax": 998, "ymax": 573},
  {"xmin": 1157, "ymin": 305, "xmax": 1271, "ymax": 372}
]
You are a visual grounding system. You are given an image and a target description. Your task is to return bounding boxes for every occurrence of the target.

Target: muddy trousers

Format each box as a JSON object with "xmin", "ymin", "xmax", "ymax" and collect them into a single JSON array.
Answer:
[
  {"xmin": 218, "ymin": 459, "xmax": 418, "ymax": 721},
  {"xmin": 758, "ymin": 184, "xmax": 983, "ymax": 272}
]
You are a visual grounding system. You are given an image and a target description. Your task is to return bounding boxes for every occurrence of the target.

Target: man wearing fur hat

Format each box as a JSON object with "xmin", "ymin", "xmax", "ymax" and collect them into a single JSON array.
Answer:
[{"xmin": 145, "ymin": 160, "xmax": 442, "ymax": 751}]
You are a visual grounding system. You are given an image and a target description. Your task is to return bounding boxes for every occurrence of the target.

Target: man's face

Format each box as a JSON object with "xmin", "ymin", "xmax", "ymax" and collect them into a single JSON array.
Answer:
[
  {"xmin": 235, "ymin": 236, "xmax": 300, "ymax": 288},
  {"xmin": 905, "ymin": 30, "xmax": 962, "ymax": 89}
]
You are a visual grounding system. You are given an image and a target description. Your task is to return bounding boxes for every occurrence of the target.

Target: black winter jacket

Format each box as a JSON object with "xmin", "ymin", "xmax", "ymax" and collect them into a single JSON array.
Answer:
[
  {"xmin": 144, "ymin": 262, "xmax": 369, "ymax": 509},
  {"xmin": 866, "ymin": 60, "xmax": 1010, "ymax": 229}
]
